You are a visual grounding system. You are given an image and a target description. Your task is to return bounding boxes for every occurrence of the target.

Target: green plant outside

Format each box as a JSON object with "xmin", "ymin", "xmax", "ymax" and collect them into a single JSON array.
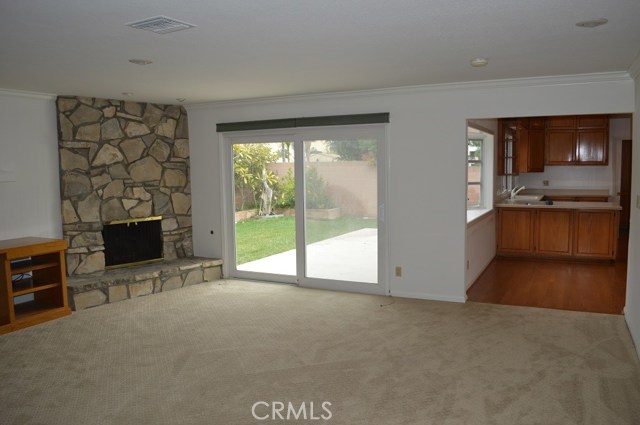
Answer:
[
  {"xmin": 273, "ymin": 168, "xmax": 295, "ymax": 209},
  {"xmin": 233, "ymin": 143, "xmax": 280, "ymax": 210},
  {"xmin": 304, "ymin": 166, "xmax": 334, "ymax": 209},
  {"xmin": 235, "ymin": 216, "xmax": 376, "ymax": 264}
]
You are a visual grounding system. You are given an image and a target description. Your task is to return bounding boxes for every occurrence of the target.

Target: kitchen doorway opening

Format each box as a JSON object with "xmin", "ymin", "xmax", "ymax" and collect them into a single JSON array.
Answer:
[{"xmin": 465, "ymin": 113, "xmax": 632, "ymax": 314}]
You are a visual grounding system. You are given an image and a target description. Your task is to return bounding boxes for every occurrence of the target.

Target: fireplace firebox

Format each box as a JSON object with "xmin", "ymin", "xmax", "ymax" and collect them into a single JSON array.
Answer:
[{"xmin": 102, "ymin": 216, "xmax": 163, "ymax": 269}]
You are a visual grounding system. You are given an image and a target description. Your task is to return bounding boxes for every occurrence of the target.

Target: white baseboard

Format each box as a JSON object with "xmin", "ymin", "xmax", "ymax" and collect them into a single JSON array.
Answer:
[{"xmin": 390, "ymin": 290, "xmax": 465, "ymax": 303}]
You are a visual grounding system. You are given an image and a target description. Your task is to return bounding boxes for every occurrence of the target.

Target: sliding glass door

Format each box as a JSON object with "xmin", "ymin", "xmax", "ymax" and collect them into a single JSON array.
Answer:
[
  {"xmin": 225, "ymin": 125, "xmax": 386, "ymax": 294},
  {"xmin": 302, "ymin": 137, "xmax": 378, "ymax": 284},
  {"xmin": 232, "ymin": 139, "xmax": 297, "ymax": 279}
]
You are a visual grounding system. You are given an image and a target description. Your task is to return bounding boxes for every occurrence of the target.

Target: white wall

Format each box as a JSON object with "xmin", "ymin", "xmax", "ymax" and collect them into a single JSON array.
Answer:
[
  {"xmin": 625, "ymin": 66, "xmax": 640, "ymax": 358},
  {"xmin": 465, "ymin": 211, "xmax": 496, "ymax": 289},
  {"xmin": 518, "ymin": 116, "xmax": 632, "ymax": 193},
  {"xmin": 187, "ymin": 73, "xmax": 634, "ymax": 303},
  {"xmin": 611, "ymin": 117, "xmax": 634, "ymax": 201},
  {"xmin": 0, "ymin": 90, "xmax": 61, "ymax": 240}
]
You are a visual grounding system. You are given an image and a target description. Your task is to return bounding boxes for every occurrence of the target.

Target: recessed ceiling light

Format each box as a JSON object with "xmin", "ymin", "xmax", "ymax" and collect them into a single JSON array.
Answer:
[
  {"xmin": 121, "ymin": 92, "xmax": 133, "ymax": 97},
  {"xmin": 576, "ymin": 18, "xmax": 608, "ymax": 28},
  {"xmin": 470, "ymin": 57, "xmax": 489, "ymax": 67},
  {"xmin": 129, "ymin": 59, "xmax": 153, "ymax": 66},
  {"xmin": 176, "ymin": 98, "xmax": 186, "ymax": 103}
]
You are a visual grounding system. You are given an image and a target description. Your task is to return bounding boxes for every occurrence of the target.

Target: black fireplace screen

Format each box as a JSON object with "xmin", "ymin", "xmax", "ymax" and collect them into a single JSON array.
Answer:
[{"xmin": 102, "ymin": 217, "xmax": 163, "ymax": 269}]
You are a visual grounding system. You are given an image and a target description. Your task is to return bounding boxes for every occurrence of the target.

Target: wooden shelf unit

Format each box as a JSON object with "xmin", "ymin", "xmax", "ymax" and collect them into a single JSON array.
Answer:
[{"xmin": 0, "ymin": 237, "xmax": 71, "ymax": 335}]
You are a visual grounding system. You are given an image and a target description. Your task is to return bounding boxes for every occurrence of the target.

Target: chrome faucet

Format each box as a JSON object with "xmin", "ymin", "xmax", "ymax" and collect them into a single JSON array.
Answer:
[{"xmin": 510, "ymin": 185, "xmax": 526, "ymax": 199}]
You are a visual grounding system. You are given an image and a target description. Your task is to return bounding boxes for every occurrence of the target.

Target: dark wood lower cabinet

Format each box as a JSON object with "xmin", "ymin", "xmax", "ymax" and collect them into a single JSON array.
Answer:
[
  {"xmin": 574, "ymin": 211, "xmax": 618, "ymax": 258},
  {"xmin": 496, "ymin": 209, "xmax": 534, "ymax": 253},
  {"xmin": 497, "ymin": 207, "xmax": 619, "ymax": 260},
  {"xmin": 536, "ymin": 210, "xmax": 572, "ymax": 256}
]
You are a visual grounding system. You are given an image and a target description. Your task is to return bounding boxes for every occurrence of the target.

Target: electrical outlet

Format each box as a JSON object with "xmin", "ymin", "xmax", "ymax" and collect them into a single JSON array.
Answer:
[
  {"xmin": 466, "ymin": 260, "xmax": 470, "ymax": 270},
  {"xmin": 395, "ymin": 266, "xmax": 402, "ymax": 277},
  {"xmin": 543, "ymin": 180, "xmax": 549, "ymax": 186}
]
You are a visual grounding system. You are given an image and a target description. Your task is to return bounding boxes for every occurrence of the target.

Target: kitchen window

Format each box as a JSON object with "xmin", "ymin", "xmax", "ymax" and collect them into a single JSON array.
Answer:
[
  {"xmin": 467, "ymin": 137, "xmax": 483, "ymax": 208},
  {"xmin": 466, "ymin": 123, "xmax": 494, "ymax": 224}
]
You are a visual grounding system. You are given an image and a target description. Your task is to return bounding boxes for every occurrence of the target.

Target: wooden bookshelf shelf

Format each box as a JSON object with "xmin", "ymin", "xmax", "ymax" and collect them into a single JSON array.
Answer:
[
  {"xmin": 13, "ymin": 282, "xmax": 61, "ymax": 297},
  {"xmin": 12, "ymin": 261, "xmax": 60, "ymax": 275},
  {"xmin": 0, "ymin": 237, "xmax": 71, "ymax": 335}
]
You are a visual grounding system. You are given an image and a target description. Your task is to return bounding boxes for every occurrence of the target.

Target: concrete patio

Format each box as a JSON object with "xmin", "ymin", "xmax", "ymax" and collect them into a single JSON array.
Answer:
[{"xmin": 238, "ymin": 228, "xmax": 377, "ymax": 283}]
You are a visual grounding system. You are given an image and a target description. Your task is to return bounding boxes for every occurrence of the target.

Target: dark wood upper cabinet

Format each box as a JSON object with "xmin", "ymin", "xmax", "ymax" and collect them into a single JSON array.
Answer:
[
  {"xmin": 546, "ymin": 116, "xmax": 577, "ymax": 129},
  {"xmin": 498, "ymin": 117, "xmax": 544, "ymax": 174},
  {"xmin": 497, "ymin": 119, "xmax": 517, "ymax": 176},
  {"xmin": 545, "ymin": 114, "xmax": 608, "ymax": 165},
  {"xmin": 545, "ymin": 129, "xmax": 575, "ymax": 164},
  {"xmin": 577, "ymin": 115, "xmax": 608, "ymax": 129},
  {"xmin": 527, "ymin": 128, "xmax": 545, "ymax": 172},
  {"xmin": 498, "ymin": 114, "xmax": 608, "ymax": 175},
  {"xmin": 576, "ymin": 130, "xmax": 608, "ymax": 164}
]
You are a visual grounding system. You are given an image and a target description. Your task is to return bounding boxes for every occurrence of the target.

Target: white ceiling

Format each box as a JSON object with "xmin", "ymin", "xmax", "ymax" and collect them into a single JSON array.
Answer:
[{"xmin": 1, "ymin": 0, "xmax": 639, "ymax": 104}]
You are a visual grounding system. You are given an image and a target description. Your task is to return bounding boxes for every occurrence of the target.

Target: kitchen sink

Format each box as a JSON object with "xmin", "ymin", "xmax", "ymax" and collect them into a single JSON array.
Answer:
[
  {"xmin": 499, "ymin": 198, "xmax": 548, "ymax": 206},
  {"xmin": 501, "ymin": 199, "xmax": 547, "ymax": 206},
  {"xmin": 511, "ymin": 194, "xmax": 544, "ymax": 202}
]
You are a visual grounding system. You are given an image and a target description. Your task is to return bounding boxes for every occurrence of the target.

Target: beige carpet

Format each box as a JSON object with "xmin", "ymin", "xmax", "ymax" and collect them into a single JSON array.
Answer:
[{"xmin": 1, "ymin": 280, "xmax": 639, "ymax": 425}]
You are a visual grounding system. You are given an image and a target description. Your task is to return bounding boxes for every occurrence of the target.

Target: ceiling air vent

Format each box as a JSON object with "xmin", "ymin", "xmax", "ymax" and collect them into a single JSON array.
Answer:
[{"xmin": 127, "ymin": 16, "xmax": 196, "ymax": 34}]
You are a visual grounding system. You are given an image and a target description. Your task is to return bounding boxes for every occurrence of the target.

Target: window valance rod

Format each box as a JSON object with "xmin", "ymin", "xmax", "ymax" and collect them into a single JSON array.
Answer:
[{"xmin": 216, "ymin": 113, "xmax": 389, "ymax": 133}]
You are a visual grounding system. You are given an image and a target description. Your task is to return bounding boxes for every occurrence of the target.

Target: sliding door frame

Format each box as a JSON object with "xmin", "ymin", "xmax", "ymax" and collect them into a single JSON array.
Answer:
[
  {"xmin": 221, "ymin": 130, "xmax": 299, "ymax": 285},
  {"xmin": 220, "ymin": 124, "xmax": 389, "ymax": 296}
]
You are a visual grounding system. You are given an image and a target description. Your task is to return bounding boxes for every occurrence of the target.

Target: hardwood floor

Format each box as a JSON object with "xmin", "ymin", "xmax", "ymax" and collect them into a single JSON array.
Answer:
[{"xmin": 467, "ymin": 257, "xmax": 627, "ymax": 314}]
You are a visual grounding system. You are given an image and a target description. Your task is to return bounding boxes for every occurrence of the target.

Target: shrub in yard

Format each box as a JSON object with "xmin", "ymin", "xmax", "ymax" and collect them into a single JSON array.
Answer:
[
  {"xmin": 274, "ymin": 168, "xmax": 295, "ymax": 209},
  {"xmin": 305, "ymin": 166, "xmax": 334, "ymax": 209},
  {"xmin": 233, "ymin": 144, "xmax": 279, "ymax": 211}
]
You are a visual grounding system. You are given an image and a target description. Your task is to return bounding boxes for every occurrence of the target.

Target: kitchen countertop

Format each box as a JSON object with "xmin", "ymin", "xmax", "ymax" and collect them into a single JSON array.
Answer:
[
  {"xmin": 495, "ymin": 200, "xmax": 621, "ymax": 210},
  {"xmin": 520, "ymin": 188, "xmax": 610, "ymax": 197}
]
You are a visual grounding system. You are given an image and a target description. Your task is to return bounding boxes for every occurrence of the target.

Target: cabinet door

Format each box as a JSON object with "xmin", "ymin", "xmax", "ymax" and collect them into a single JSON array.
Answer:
[
  {"xmin": 546, "ymin": 116, "xmax": 576, "ymax": 129},
  {"xmin": 497, "ymin": 119, "xmax": 517, "ymax": 176},
  {"xmin": 515, "ymin": 125, "xmax": 529, "ymax": 173},
  {"xmin": 528, "ymin": 129, "xmax": 545, "ymax": 172},
  {"xmin": 536, "ymin": 210, "xmax": 572, "ymax": 256},
  {"xmin": 497, "ymin": 209, "xmax": 535, "ymax": 253},
  {"xmin": 574, "ymin": 211, "xmax": 618, "ymax": 259},
  {"xmin": 546, "ymin": 130, "xmax": 575, "ymax": 164},
  {"xmin": 529, "ymin": 117, "xmax": 545, "ymax": 129},
  {"xmin": 576, "ymin": 130, "xmax": 608, "ymax": 164}
]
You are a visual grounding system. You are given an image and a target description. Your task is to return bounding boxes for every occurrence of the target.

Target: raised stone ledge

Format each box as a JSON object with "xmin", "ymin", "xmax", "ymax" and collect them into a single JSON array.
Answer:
[{"xmin": 67, "ymin": 257, "xmax": 223, "ymax": 311}]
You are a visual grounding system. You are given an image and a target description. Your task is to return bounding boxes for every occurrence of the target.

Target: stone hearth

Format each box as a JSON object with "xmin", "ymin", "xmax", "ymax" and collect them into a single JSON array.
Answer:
[
  {"xmin": 67, "ymin": 257, "xmax": 223, "ymax": 311},
  {"xmin": 56, "ymin": 96, "xmax": 192, "ymax": 275}
]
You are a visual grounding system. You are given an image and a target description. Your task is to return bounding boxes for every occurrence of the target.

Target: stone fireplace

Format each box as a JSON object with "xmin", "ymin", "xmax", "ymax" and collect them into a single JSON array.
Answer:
[{"xmin": 57, "ymin": 96, "xmax": 193, "ymax": 275}]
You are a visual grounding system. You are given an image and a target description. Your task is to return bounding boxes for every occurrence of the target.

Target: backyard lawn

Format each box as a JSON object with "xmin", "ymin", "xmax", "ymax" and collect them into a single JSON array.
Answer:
[{"xmin": 235, "ymin": 216, "xmax": 376, "ymax": 264}]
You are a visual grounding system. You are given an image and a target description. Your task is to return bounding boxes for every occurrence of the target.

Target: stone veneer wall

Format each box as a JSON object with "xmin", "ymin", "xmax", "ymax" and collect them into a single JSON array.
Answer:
[{"xmin": 57, "ymin": 96, "xmax": 192, "ymax": 275}]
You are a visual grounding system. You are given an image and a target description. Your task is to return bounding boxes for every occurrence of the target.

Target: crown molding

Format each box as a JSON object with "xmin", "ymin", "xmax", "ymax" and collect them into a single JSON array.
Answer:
[
  {"xmin": 187, "ymin": 71, "xmax": 632, "ymax": 110},
  {"xmin": 629, "ymin": 54, "xmax": 640, "ymax": 79},
  {"xmin": 0, "ymin": 88, "xmax": 56, "ymax": 101}
]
